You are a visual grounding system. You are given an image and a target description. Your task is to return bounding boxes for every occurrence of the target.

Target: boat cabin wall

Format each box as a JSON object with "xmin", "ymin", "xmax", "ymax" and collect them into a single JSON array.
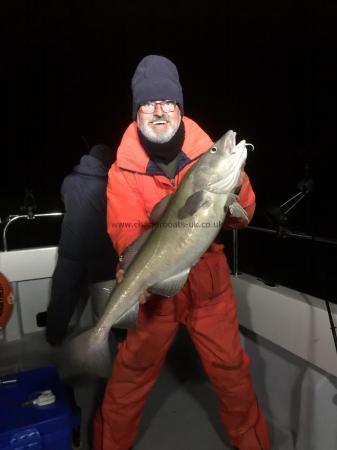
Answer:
[{"xmin": 0, "ymin": 247, "xmax": 93, "ymax": 343}]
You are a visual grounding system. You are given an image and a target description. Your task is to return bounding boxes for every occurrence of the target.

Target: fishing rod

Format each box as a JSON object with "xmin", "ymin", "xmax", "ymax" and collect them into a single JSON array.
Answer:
[
  {"xmin": 265, "ymin": 177, "xmax": 313, "ymax": 239},
  {"xmin": 325, "ymin": 300, "xmax": 337, "ymax": 355}
]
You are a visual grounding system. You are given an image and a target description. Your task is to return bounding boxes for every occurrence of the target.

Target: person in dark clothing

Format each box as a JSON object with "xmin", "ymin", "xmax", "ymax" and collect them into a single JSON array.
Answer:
[{"xmin": 46, "ymin": 144, "xmax": 119, "ymax": 346}]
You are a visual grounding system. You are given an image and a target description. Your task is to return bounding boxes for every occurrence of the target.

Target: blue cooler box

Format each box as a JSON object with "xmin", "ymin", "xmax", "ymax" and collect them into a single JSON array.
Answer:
[{"xmin": 0, "ymin": 366, "xmax": 80, "ymax": 450}]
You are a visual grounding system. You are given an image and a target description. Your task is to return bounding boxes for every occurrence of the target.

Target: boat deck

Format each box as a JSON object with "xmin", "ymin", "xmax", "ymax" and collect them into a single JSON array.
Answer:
[
  {"xmin": 1, "ymin": 327, "xmax": 291, "ymax": 450},
  {"xmin": 1, "ymin": 246, "xmax": 336, "ymax": 450}
]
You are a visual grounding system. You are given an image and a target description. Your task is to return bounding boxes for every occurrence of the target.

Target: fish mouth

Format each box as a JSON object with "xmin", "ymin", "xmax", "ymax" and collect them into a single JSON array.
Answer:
[
  {"xmin": 233, "ymin": 139, "xmax": 248, "ymax": 160},
  {"xmin": 224, "ymin": 130, "xmax": 236, "ymax": 153}
]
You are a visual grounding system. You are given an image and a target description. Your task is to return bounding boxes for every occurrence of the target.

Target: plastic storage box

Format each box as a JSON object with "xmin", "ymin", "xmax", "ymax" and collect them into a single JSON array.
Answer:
[{"xmin": 0, "ymin": 366, "xmax": 80, "ymax": 450}]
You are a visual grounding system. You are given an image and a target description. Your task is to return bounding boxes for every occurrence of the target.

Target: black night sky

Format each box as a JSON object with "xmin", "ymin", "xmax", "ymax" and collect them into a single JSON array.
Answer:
[{"xmin": 2, "ymin": 1, "xmax": 337, "ymax": 299}]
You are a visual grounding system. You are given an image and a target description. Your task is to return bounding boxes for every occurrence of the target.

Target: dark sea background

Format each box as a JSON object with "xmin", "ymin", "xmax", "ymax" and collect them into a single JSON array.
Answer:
[{"xmin": 1, "ymin": 1, "xmax": 336, "ymax": 302}]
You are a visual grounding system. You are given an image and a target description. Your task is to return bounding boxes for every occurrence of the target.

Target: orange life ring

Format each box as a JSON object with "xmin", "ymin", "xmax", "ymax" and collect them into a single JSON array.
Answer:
[{"xmin": 0, "ymin": 272, "xmax": 14, "ymax": 328}]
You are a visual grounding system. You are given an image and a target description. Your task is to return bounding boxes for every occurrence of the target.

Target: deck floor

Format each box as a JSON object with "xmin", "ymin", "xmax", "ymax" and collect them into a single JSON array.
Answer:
[{"xmin": 1, "ymin": 328, "xmax": 289, "ymax": 450}]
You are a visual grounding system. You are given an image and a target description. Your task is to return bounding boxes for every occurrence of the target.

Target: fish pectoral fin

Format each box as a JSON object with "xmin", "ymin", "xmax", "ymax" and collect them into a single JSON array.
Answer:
[
  {"xmin": 178, "ymin": 191, "xmax": 211, "ymax": 219},
  {"xmin": 226, "ymin": 194, "xmax": 248, "ymax": 221},
  {"xmin": 112, "ymin": 302, "xmax": 139, "ymax": 329},
  {"xmin": 149, "ymin": 268, "xmax": 191, "ymax": 297},
  {"xmin": 150, "ymin": 194, "xmax": 173, "ymax": 223}
]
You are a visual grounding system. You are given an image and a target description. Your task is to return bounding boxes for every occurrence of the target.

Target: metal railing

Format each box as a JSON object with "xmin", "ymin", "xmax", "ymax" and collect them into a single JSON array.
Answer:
[
  {"xmin": 2, "ymin": 213, "xmax": 63, "ymax": 251},
  {"xmin": 232, "ymin": 226, "xmax": 337, "ymax": 277},
  {"xmin": 231, "ymin": 225, "xmax": 337, "ymax": 354}
]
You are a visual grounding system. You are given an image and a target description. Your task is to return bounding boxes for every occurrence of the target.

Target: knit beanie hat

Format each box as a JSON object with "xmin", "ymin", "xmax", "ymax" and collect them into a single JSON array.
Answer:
[
  {"xmin": 89, "ymin": 144, "xmax": 114, "ymax": 168},
  {"xmin": 131, "ymin": 55, "xmax": 184, "ymax": 119}
]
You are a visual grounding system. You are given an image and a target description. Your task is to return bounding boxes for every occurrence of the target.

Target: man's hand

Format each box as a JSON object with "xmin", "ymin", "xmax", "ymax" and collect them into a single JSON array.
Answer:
[{"xmin": 116, "ymin": 269, "xmax": 151, "ymax": 304}]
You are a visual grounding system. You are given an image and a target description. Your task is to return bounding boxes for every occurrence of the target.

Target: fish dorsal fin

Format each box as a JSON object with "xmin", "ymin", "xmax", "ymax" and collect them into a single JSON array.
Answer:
[
  {"xmin": 178, "ymin": 191, "xmax": 211, "ymax": 219},
  {"xmin": 120, "ymin": 195, "xmax": 173, "ymax": 271},
  {"xmin": 112, "ymin": 301, "xmax": 140, "ymax": 329},
  {"xmin": 150, "ymin": 194, "xmax": 173, "ymax": 223},
  {"xmin": 149, "ymin": 268, "xmax": 191, "ymax": 297},
  {"xmin": 119, "ymin": 229, "xmax": 152, "ymax": 271}
]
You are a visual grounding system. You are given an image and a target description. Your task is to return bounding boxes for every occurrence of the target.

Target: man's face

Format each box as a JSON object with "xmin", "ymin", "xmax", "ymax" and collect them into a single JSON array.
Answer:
[{"xmin": 137, "ymin": 101, "xmax": 181, "ymax": 144}]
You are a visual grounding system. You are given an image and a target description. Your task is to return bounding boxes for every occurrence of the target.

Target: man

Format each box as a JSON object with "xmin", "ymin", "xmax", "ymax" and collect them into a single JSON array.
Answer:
[
  {"xmin": 46, "ymin": 144, "xmax": 119, "ymax": 346},
  {"xmin": 93, "ymin": 55, "xmax": 270, "ymax": 450}
]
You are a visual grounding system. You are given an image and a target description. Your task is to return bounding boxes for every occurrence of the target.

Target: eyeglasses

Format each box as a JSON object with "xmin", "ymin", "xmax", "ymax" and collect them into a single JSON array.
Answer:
[{"xmin": 139, "ymin": 100, "xmax": 177, "ymax": 114}]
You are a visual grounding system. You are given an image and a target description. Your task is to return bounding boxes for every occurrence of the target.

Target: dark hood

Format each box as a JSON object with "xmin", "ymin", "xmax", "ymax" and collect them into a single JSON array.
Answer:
[{"xmin": 73, "ymin": 154, "xmax": 110, "ymax": 178}]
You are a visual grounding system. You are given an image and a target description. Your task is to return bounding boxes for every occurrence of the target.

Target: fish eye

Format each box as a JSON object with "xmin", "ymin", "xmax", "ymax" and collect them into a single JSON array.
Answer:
[{"xmin": 210, "ymin": 147, "xmax": 217, "ymax": 154}]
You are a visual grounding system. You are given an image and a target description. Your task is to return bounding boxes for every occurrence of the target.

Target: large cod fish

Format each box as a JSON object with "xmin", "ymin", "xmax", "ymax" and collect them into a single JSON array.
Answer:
[{"xmin": 60, "ymin": 130, "xmax": 250, "ymax": 377}]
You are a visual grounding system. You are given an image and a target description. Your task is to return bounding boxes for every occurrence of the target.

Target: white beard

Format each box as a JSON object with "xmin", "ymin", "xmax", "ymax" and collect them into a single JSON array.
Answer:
[{"xmin": 137, "ymin": 117, "xmax": 181, "ymax": 143}]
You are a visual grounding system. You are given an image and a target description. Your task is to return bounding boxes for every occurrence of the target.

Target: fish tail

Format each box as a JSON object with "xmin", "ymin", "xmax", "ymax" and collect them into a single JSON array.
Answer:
[{"xmin": 57, "ymin": 326, "xmax": 113, "ymax": 378}]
